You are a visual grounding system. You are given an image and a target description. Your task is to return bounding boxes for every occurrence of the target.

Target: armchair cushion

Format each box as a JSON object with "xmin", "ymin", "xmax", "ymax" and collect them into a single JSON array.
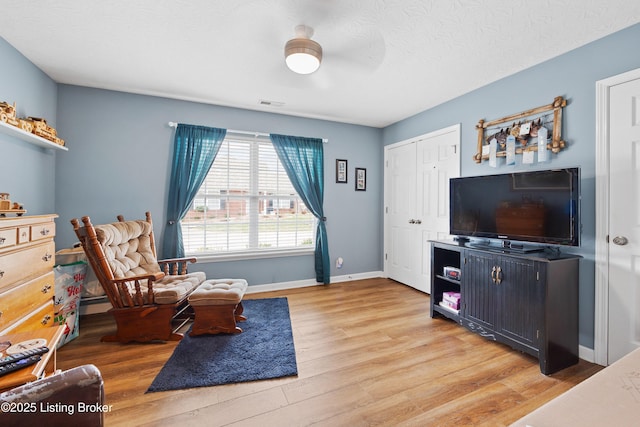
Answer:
[
  {"xmin": 189, "ymin": 279, "xmax": 249, "ymax": 306},
  {"xmin": 152, "ymin": 272, "xmax": 206, "ymax": 304},
  {"xmin": 95, "ymin": 220, "xmax": 161, "ymax": 277}
]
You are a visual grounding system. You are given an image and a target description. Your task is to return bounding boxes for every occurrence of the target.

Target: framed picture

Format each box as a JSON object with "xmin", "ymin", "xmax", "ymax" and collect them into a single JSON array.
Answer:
[
  {"xmin": 355, "ymin": 167, "xmax": 366, "ymax": 191},
  {"xmin": 336, "ymin": 159, "xmax": 348, "ymax": 183}
]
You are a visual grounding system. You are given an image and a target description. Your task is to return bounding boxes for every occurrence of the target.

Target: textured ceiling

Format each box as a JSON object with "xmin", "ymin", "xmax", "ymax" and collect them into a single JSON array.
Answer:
[{"xmin": 1, "ymin": 0, "xmax": 639, "ymax": 128}]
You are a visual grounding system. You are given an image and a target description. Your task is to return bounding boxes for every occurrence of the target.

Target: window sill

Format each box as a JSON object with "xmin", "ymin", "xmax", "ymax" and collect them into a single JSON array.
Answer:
[{"xmin": 189, "ymin": 248, "xmax": 315, "ymax": 263}]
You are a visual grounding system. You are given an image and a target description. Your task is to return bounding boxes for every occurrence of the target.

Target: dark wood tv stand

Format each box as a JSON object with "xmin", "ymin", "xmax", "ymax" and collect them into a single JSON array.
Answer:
[{"xmin": 430, "ymin": 240, "xmax": 580, "ymax": 375}]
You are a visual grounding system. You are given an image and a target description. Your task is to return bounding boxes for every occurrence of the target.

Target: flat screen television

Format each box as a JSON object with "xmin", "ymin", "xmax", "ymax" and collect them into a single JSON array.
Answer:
[{"xmin": 450, "ymin": 167, "xmax": 580, "ymax": 247}]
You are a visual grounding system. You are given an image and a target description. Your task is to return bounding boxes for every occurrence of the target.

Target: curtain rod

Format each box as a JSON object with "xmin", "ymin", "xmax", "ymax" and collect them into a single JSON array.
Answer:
[{"xmin": 168, "ymin": 122, "xmax": 327, "ymax": 143}]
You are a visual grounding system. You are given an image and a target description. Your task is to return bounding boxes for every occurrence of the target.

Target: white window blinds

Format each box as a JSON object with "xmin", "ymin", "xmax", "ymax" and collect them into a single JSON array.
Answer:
[{"xmin": 182, "ymin": 133, "xmax": 316, "ymax": 255}]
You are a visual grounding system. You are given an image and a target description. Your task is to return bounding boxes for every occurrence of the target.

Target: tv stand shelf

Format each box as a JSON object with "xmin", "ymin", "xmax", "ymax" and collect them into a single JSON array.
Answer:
[
  {"xmin": 435, "ymin": 274, "xmax": 460, "ymax": 285},
  {"xmin": 430, "ymin": 240, "xmax": 580, "ymax": 375}
]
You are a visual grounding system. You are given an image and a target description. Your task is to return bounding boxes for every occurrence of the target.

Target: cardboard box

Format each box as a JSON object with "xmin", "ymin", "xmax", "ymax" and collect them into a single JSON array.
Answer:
[{"xmin": 443, "ymin": 291, "xmax": 461, "ymax": 309}]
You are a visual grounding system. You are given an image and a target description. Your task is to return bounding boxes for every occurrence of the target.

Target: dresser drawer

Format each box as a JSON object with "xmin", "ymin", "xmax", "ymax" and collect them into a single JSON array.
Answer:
[
  {"xmin": 0, "ymin": 214, "xmax": 57, "ymax": 334},
  {"xmin": 17, "ymin": 227, "xmax": 30, "ymax": 244},
  {"xmin": 0, "ymin": 228, "xmax": 17, "ymax": 249},
  {"xmin": 0, "ymin": 272, "xmax": 54, "ymax": 331},
  {"xmin": 2, "ymin": 302, "xmax": 55, "ymax": 334},
  {"xmin": 0, "ymin": 220, "xmax": 56, "ymax": 252},
  {"xmin": 30, "ymin": 222, "xmax": 56, "ymax": 242},
  {"xmin": 0, "ymin": 241, "xmax": 55, "ymax": 290}
]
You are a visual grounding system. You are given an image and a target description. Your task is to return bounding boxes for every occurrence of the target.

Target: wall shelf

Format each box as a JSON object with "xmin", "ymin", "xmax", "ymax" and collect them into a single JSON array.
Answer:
[{"xmin": 0, "ymin": 120, "xmax": 68, "ymax": 151}]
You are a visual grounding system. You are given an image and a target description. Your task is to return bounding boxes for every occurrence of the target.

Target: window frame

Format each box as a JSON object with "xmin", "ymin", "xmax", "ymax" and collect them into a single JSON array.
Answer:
[{"xmin": 181, "ymin": 132, "xmax": 316, "ymax": 262}]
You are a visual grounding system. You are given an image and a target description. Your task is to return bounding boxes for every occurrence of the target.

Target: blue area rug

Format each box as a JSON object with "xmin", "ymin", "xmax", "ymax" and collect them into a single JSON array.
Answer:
[{"xmin": 147, "ymin": 297, "xmax": 298, "ymax": 392}]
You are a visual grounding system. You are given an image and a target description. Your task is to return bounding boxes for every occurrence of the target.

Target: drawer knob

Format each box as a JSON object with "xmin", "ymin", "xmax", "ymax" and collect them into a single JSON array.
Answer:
[
  {"xmin": 40, "ymin": 228, "xmax": 51, "ymax": 236},
  {"xmin": 0, "ymin": 237, "xmax": 5, "ymax": 244},
  {"xmin": 41, "ymin": 284, "xmax": 52, "ymax": 293},
  {"xmin": 42, "ymin": 253, "xmax": 52, "ymax": 262},
  {"xmin": 0, "ymin": 270, "xmax": 4, "ymax": 278},
  {"xmin": 41, "ymin": 314, "xmax": 52, "ymax": 325}
]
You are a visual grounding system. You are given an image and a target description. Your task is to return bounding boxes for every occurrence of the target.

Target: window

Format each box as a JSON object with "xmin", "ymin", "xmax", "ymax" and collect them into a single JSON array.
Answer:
[{"xmin": 182, "ymin": 133, "xmax": 316, "ymax": 257}]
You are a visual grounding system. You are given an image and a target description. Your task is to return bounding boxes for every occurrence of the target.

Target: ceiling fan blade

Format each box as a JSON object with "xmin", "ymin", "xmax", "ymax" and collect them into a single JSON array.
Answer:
[
  {"xmin": 324, "ymin": 28, "xmax": 386, "ymax": 73},
  {"xmin": 286, "ymin": 0, "xmax": 343, "ymax": 29}
]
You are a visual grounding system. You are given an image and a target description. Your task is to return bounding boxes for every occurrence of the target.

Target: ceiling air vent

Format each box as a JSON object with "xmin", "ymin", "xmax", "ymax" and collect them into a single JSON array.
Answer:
[{"xmin": 259, "ymin": 99, "xmax": 285, "ymax": 107}]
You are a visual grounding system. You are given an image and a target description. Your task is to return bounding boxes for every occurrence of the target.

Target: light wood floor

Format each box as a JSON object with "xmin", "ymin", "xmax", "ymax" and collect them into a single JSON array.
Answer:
[{"xmin": 56, "ymin": 278, "xmax": 603, "ymax": 426}]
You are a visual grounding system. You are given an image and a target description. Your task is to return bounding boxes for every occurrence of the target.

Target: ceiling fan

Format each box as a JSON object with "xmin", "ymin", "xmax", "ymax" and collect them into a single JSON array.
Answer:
[
  {"xmin": 281, "ymin": 23, "xmax": 386, "ymax": 83},
  {"xmin": 285, "ymin": 25, "xmax": 323, "ymax": 74},
  {"xmin": 277, "ymin": 0, "xmax": 386, "ymax": 79}
]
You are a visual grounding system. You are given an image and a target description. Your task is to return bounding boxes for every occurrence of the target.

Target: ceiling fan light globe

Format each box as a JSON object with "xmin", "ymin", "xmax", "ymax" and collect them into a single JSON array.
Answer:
[
  {"xmin": 286, "ymin": 53, "xmax": 320, "ymax": 74},
  {"xmin": 285, "ymin": 38, "xmax": 322, "ymax": 74}
]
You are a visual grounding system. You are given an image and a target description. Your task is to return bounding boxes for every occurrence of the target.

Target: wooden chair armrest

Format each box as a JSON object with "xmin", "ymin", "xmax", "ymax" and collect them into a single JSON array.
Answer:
[
  {"xmin": 110, "ymin": 272, "xmax": 165, "ymax": 306},
  {"xmin": 158, "ymin": 257, "xmax": 198, "ymax": 275},
  {"xmin": 158, "ymin": 257, "xmax": 198, "ymax": 264},
  {"xmin": 111, "ymin": 272, "xmax": 165, "ymax": 285}
]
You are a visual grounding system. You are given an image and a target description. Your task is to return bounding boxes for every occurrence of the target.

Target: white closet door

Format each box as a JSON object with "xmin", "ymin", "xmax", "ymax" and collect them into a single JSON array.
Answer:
[
  {"xmin": 385, "ymin": 125, "xmax": 460, "ymax": 293},
  {"xmin": 416, "ymin": 132, "xmax": 460, "ymax": 293},
  {"xmin": 386, "ymin": 141, "xmax": 417, "ymax": 287}
]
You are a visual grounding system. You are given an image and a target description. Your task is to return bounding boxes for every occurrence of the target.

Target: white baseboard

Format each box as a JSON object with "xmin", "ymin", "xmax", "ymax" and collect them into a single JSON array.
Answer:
[
  {"xmin": 80, "ymin": 300, "xmax": 111, "ymax": 315},
  {"xmin": 245, "ymin": 270, "xmax": 384, "ymax": 294},
  {"xmin": 579, "ymin": 345, "xmax": 596, "ymax": 364}
]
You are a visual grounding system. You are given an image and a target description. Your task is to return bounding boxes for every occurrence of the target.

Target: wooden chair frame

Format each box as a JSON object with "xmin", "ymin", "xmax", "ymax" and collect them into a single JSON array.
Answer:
[{"xmin": 71, "ymin": 212, "xmax": 198, "ymax": 343}]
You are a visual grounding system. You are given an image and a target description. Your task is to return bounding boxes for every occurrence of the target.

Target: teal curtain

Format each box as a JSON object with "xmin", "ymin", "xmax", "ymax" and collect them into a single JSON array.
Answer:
[
  {"xmin": 270, "ymin": 133, "xmax": 329, "ymax": 284},
  {"xmin": 163, "ymin": 124, "xmax": 226, "ymax": 258}
]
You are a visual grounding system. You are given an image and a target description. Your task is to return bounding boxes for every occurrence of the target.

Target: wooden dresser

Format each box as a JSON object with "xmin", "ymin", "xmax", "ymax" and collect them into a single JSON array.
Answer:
[{"xmin": 0, "ymin": 214, "xmax": 57, "ymax": 335}]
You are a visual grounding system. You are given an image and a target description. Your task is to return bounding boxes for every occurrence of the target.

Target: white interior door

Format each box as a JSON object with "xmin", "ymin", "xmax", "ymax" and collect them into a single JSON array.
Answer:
[
  {"xmin": 385, "ymin": 125, "xmax": 460, "ymax": 293},
  {"xmin": 607, "ymin": 76, "xmax": 640, "ymax": 363},
  {"xmin": 415, "ymin": 131, "xmax": 460, "ymax": 292},
  {"xmin": 386, "ymin": 141, "xmax": 417, "ymax": 287}
]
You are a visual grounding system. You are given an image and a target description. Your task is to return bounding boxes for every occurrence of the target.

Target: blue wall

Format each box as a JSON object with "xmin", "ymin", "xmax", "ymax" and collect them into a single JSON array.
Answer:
[
  {"xmin": 3, "ymin": 22, "xmax": 640, "ymax": 350},
  {"xmin": 53, "ymin": 85, "xmax": 383, "ymax": 285},
  {"xmin": 383, "ymin": 23, "xmax": 640, "ymax": 349},
  {"xmin": 0, "ymin": 38, "xmax": 58, "ymax": 214}
]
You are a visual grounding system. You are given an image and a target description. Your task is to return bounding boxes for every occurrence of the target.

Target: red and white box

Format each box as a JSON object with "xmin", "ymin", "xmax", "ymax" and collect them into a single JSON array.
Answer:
[{"xmin": 444, "ymin": 266, "xmax": 461, "ymax": 281}]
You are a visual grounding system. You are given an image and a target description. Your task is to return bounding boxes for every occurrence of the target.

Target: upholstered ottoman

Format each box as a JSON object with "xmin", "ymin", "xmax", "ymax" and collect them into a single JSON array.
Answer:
[{"xmin": 188, "ymin": 279, "xmax": 248, "ymax": 336}]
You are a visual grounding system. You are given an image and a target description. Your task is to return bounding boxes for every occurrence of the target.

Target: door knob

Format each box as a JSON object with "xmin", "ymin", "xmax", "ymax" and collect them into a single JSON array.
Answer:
[
  {"xmin": 612, "ymin": 236, "xmax": 629, "ymax": 246},
  {"xmin": 408, "ymin": 219, "xmax": 416, "ymax": 224},
  {"xmin": 415, "ymin": 219, "xmax": 422, "ymax": 224}
]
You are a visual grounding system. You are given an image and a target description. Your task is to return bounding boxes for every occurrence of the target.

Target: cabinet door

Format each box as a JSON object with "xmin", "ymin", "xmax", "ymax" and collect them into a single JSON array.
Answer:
[
  {"xmin": 494, "ymin": 257, "xmax": 543, "ymax": 350},
  {"xmin": 462, "ymin": 250, "xmax": 496, "ymax": 332}
]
